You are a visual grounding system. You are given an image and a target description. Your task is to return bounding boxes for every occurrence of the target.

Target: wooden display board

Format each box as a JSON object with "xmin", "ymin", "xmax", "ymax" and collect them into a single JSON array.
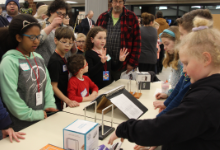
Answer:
[{"xmin": 212, "ymin": 14, "xmax": 220, "ymax": 31}]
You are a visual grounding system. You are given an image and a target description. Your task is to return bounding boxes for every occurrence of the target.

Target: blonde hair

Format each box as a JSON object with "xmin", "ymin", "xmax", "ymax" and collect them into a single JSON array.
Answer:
[
  {"xmin": 177, "ymin": 17, "xmax": 220, "ymax": 67},
  {"xmin": 160, "ymin": 26, "xmax": 180, "ymax": 70},
  {"xmin": 35, "ymin": 5, "xmax": 48, "ymax": 20},
  {"xmin": 153, "ymin": 21, "xmax": 159, "ymax": 28},
  {"xmin": 76, "ymin": 33, "xmax": 86, "ymax": 40}
]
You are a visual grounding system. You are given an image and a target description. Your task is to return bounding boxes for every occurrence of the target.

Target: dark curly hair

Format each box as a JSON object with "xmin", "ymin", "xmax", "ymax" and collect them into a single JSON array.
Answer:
[
  {"xmin": 47, "ymin": 0, "xmax": 69, "ymax": 17},
  {"xmin": 84, "ymin": 26, "xmax": 106, "ymax": 51},
  {"xmin": 67, "ymin": 54, "xmax": 85, "ymax": 76}
]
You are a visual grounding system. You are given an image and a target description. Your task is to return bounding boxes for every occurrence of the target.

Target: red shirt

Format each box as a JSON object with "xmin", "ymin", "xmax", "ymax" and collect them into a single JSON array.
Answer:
[{"xmin": 67, "ymin": 75, "xmax": 99, "ymax": 102}]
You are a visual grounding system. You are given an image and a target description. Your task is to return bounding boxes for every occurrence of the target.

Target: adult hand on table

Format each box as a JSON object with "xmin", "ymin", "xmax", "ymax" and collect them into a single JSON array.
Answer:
[
  {"xmin": 108, "ymin": 131, "xmax": 124, "ymax": 145},
  {"xmin": 2, "ymin": 128, "xmax": 26, "ymax": 143},
  {"xmin": 126, "ymin": 64, "xmax": 134, "ymax": 74},
  {"xmin": 155, "ymin": 93, "xmax": 168, "ymax": 100}
]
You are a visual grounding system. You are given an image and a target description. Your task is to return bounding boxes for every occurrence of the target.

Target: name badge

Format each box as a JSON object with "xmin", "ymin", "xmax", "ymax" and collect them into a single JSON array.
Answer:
[
  {"xmin": 103, "ymin": 71, "xmax": 110, "ymax": 81},
  {"xmin": 106, "ymin": 54, "xmax": 111, "ymax": 62},
  {"xmin": 36, "ymin": 91, "xmax": 43, "ymax": 106},
  {"xmin": 63, "ymin": 65, "xmax": 67, "ymax": 72},
  {"xmin": 20, "ymin": 63, "xmax": 30, "ymax": 71},
  {"xmin": 81, "ymin": 88, "xmax": 88, "ymax": 97}
]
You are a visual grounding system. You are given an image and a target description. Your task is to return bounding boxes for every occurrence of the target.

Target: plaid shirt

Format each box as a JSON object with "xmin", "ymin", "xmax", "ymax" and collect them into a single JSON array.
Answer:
[{"xmin": 96, "ymin": 7, "xmax": 141, "ymax": 69}]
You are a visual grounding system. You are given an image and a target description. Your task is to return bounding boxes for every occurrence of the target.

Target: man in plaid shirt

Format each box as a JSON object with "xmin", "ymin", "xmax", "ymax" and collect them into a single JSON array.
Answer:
[{"xmin": 96, "ymin": 0, "xmax": 141, "ymax": 81}]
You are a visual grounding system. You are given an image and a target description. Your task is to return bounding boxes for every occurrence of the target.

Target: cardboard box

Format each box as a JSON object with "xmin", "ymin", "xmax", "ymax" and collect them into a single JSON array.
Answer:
[
  {"xmin": 136, "ymin": 72, "xmax": 151, "ymax": 90},
  {"xmin": 63, "ymin": 119, "xmax": 99, "ymax": 150}
]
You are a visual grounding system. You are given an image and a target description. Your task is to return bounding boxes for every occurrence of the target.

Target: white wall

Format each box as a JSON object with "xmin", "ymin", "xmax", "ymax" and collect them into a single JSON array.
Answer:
[{"xmin": 85, "ymin": 0, "xmax": 108, "ymax": 23}]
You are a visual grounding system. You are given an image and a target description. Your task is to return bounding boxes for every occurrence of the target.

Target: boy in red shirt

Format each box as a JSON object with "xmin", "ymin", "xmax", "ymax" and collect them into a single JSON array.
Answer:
[{"xmin": 67, "ymin": 54, "xmax": 98, "ymax": 102}]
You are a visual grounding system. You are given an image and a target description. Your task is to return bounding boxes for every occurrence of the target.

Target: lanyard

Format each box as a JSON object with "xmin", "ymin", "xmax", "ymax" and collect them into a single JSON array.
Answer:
[
  {"xmin": 55, "ymin": 50, "xmax": 69, "ymax": 74},
  {"xmin": 93, "ymin": 49, "xmax": 107, "ymax": 71},
  {"xmin": 16, "ymin": 48, "xmax": 40, "ymax": 92}
]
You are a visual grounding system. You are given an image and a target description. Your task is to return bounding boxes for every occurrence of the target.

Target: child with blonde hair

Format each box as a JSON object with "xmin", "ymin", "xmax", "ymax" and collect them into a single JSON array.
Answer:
[
  {"xmin": 156, "ymin": 26, "xmax": 182, "ymax": 97},
  {"xmin": 109, "ymin": 16, "xmax": 220, "ymax": 150},
  {"xmin": 76, "ymin": 33, "xmax": 86, "ymax": 54}
]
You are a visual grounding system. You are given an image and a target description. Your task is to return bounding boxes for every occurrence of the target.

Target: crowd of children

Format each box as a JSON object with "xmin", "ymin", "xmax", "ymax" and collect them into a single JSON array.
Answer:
[{"xmin": 0, "ymin": 2, "xmax": 220, "ymax": 150}]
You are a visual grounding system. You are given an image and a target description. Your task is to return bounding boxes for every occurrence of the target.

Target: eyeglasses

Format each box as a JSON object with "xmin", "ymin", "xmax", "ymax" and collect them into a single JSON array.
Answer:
[
  {"xmin": 76, "ymin": 41, "xmax": 85, "ymax": 43},
  {"xmin": 112, "ymin": 0, "xmax": 124, "ymax": 4},
  {"xmin": 23, "ymin": 34, "xmax": 42, "ymax": 41},
  {"xmin": 56, "ymin": 11, "xmax": 67, "ymax": 18},
  {"xmin": 59, "ymin": 41, "xmax": 74, "ymax": 47}
]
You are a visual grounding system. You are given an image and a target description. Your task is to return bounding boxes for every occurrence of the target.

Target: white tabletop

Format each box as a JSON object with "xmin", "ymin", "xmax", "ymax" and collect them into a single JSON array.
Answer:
[
  {"xmin": 63, "ymin": 79, "xmax": 162, "ymax": 124},
  {"xmin": 0, "ymin": 112, "xmax": 135, "ymax": 150},
  {"xmin": 0, "ymin": 79, "xmax": 164, "ymax": 150}
]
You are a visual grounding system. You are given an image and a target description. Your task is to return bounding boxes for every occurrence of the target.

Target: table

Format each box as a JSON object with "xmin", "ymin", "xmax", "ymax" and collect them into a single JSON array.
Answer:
[
  {"xmin": 0, "ymin": 79, "xmax": 164, "ymax": 150},
  {"xmin": 0, "ymin": 112, "xmax": 135, "ymax": 150},
  {"xmin": 63, "ymin": 79, "xmax": 161, "ymax": 124}
]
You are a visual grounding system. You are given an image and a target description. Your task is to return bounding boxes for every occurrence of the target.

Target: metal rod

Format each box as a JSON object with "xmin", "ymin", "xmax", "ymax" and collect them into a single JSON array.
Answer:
[
  {"xmin": 84, "ymin": 101, "xmax": 97, "ymax": 122},
  {"xmin": 102, "ymin": 104, "xmax": 114, "ymax": 135}
]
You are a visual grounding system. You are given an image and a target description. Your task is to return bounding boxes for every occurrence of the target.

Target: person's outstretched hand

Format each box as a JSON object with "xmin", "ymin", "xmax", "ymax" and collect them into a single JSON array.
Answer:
[
  {"xmin": 119, "ymin": 47, "xmax": 129, "ymax": 61},
  {"xmin": 108, "ymin": 131, "xmax": 124, "ymax": 145},
  {"xmin": 2, "ymin": 128, "xmax": 26, "ymax": 143}
]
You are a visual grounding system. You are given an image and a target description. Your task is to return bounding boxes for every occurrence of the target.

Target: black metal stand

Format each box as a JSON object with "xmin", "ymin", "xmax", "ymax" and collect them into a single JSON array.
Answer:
[{"xmin": 99, "ymin": 125, "xmax": 115, "ymax": 140}]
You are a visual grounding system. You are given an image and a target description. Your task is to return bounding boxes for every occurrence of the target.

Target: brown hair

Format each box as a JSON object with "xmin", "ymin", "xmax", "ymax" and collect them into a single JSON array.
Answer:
[
  {"xmin": 160, "ymin": 26, "xmax": 180, "ymax": 70},
  {"xmin": 177, "ymin": 17, "xmax": 220, "ymax": 67},
  {"xmin": 156, "ymin": 11, "xmax": 163, "ymax": 18},
  {"xmin": 176, "ymin": 9, "xmax": 213, "ymax": 33},
  {"xmin": 55, "ymin": 26, "xmax": 75, "ymax": 41},
  {"xmin": 141, "ymin": 12, "xmax": 155, "ymax": 25},
  {"xmin": 84, "ymin": 26, "xmax": 106, "ymax": 51},
  {"xmin": 67, "ymin": 54, "xmax": 85, "ymax": 76}
]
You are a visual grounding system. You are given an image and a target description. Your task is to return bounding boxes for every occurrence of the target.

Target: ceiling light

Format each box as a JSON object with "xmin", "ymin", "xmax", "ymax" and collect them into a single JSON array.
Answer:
[
  {"xmin": 139, "ymin": 6, "xmax": 142, "ymax": 9},
  {"xmin": 66, "ymin": 1, "xmax": 77, "ymax": 4},
  {"xmin": 159, "ymin": 6, "xmax": 167, "ymax": 10},
  {"xmin": 191, "ymin": 6, "xmax": 201, "ymax": 9}
]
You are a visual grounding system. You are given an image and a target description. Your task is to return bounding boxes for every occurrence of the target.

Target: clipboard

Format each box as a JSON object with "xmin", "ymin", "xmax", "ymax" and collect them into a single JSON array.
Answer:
[{"xmin": 86, "ymin": 85, "xmax": 148, "ymax": 119}]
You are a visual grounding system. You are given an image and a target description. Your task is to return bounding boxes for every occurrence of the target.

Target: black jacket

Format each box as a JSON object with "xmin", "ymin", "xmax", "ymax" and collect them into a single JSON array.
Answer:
[
  {"xmin": 85, "ymin": 50, "xmax": 122, "ymax": 89},
  {"xmin": 116, "ymin": 74, "xmax": 220, "ymax": 150},
  {"xmin": 79, "ymin": 18, "xmax": 95, "ymax": 35},
  {"xmin": 0, "ymin": 15, "xmax": 9, "ymax": 27}
]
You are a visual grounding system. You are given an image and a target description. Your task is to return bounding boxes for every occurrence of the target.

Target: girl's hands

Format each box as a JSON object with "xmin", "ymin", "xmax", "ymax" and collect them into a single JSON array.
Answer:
[
  {"xmin": 98, "ymin": 48, "xmax": 107, "ymax": 63},
  {"xmin": 153, "ymin": 101, "xmax": 166, "ymax": 110},
  {"xmin": 119, "ymin": 48, "xmax": 129, "ymax": 62},
  {"xmin": 155, "ymin": 93, "xmax": 168, "ymax": 100}
]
